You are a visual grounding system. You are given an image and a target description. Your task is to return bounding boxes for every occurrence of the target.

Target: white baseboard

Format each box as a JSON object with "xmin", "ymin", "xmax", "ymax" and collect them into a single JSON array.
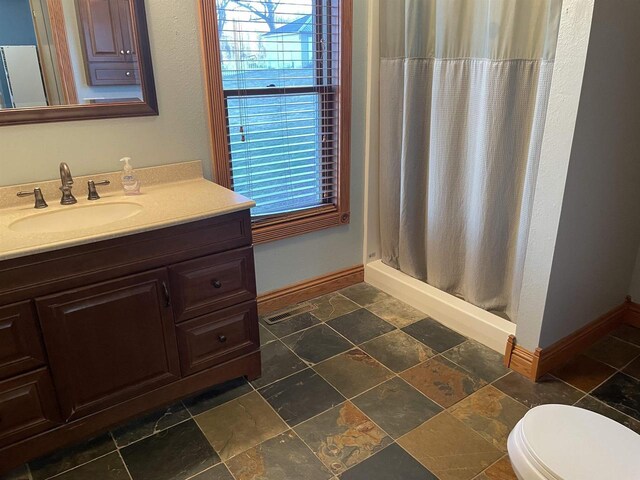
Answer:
[{"xmin": 365, "ymin": 260, "xmax": 516, "ymax": 353}]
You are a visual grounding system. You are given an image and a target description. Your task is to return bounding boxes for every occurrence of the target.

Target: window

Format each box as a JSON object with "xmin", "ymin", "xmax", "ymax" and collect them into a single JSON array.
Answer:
[{"xmin": 199, "ymin": 0, "xmax": 352, "ymax": 244}]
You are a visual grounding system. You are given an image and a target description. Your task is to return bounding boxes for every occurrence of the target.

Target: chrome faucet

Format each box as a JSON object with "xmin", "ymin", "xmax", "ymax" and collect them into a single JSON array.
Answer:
[{"xmin": 59, "ymin": 162, "xmax": 77, "ymax": 205}]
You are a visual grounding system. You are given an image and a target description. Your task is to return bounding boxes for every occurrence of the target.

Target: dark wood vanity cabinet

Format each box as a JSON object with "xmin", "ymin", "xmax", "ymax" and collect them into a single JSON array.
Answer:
[
  {"xmin": 76, "ymin": 0, "xmax": 140, "ymax": 85},
  {"xmin": 0, "ymin": 210, "xmax": 260, "ymax": 473}
]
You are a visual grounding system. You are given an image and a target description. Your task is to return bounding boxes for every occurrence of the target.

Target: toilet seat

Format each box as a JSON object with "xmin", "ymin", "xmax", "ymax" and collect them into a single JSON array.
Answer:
[{"xmin": 508, "ymin": 404, "xmax": 640, "ymax": 480}]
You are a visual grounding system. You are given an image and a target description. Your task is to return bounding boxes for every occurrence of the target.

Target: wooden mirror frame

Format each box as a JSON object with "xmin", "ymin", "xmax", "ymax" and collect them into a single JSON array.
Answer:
[{"xmin": 0, "ymin": 0, "xmax": 157, "ymax": 127}]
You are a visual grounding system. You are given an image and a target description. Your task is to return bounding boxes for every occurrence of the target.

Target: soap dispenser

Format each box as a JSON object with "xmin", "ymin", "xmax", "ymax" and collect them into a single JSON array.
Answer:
[{"xmin": 120, "ymin": 157, "xmax": 141, "ymax": 195}]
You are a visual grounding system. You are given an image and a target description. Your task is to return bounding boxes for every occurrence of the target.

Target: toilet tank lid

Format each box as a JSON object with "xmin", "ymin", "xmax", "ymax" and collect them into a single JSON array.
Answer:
[{"xmin": 521, "ymin": 404, "xmax": 640, "ymax": 480}]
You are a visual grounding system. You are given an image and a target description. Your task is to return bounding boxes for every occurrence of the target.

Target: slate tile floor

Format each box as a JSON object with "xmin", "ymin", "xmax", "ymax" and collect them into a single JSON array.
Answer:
[{"xmin": 4, "ymin": 283, "xmax": 640, "ymax": 480}]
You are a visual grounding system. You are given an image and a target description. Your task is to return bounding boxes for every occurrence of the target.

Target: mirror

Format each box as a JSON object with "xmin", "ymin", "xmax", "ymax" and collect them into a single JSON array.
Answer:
[{"xmin": 0, "ymin": 0, "xmax": 157, "ymax": 125}]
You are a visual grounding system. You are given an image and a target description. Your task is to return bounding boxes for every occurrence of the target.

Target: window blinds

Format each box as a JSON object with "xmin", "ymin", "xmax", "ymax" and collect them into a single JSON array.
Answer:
[{"xmin": 215, "ymin": 0, "xmax": 342, "ymax": 218}]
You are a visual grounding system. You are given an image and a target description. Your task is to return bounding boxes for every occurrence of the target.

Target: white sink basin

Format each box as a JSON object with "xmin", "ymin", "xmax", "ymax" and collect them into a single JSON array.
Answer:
[{"xmin": 9, "ymin": 202, "xmax": 143, "ymax": 234}]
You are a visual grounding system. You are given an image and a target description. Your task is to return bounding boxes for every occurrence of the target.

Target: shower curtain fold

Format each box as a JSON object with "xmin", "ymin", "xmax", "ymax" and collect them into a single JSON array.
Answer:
[{"xmin": 379, "ymin": 0, "xmax": 561, "ymax": 321}]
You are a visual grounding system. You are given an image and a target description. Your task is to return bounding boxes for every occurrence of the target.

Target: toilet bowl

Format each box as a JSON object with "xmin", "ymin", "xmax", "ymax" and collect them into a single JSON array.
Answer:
[{"xmin": 507, "ymin": 404, "xmax": 640, "ymax": 480}]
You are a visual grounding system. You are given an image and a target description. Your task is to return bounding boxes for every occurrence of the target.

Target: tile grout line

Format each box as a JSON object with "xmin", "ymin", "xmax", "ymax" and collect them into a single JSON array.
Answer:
[
  {"xmin": 548, "ymin": 361, "xmax": 622, "ymax": 397},
  {"xmin": 381, "ymin": 339, "xmax": 508, "ymax": 412},
  {"xmin": 114, "ymin": 415, "xmax": 194, "ymax": 451},
  {"xmin": 254, "ymin": 309, "xmax": 417, "ymax": 476},
  {"xmin": 617, "ymin": 353, "xmax": 640, "ymax": 371},
  {"xmin": 115, "ymin": 449, "xmax": 134, "ymax": 480},
  {"xmin": 262, "ymin": 317, "xmax": 323, "ymax": 342},
  {"xmin": 390, "ymin": 414, "xmax": 449, "ymax": 479},
  {"xmin": 256, "ymin": 312, "xmax": 412, "ymax": 393},
  {"xmin": 488, "ymin": 372, "xmax": 532, "ymax": 411},
  {"xmin": 251, "ymin": 338, "xmax": 311, "ymax": 389},
  {"xmin": 190, "ymin": 412, "xmax": 231, "ymax": 476},
  {"xmin": 578, "ymin": 394, "xmax": 640, "ymax": 425},
  {"xmin": 477, "ymin": 454, "xmax": 511, "ymax": 478},
  {"xmin": 252, "ymin": 348, "xmax": 352, "ymax": 392},
  {"xmin": 277, "ymin": 319, "xmax": 361, "ymax": 365},
  {"xmin": 258, "ymin": 372, "xmax": 347, "ymax": 429},
  {"xmin": 607, "ymin": 331, "xmax": 640, "ymax": 349},
  {"xmin": 310, "ymin": 348, "xmax": 398, "ymax": 400},
  {"xmin": 545, "ymin": 372, "xmax": 594, "ymax": 395},
  {"xmin": 221, "ymin": 391, "xmax": 334, "ymax": 479},
  {"xmin": 394, "ymin": 408, "xmax": 505, "ymax": 480},
  {"xmin": 292, "ymin": 423, "xmax": 346, "ymax": 479},
  {"xmin": 573, "ymin": 392, "xmax": 589, "ymax": 406},
  {"xmin": 40, "ymin": 450, "xmax": 119, "ymax": 480},
  {"xmin": 284, "ymin": 348, "xmax": 456, "ymax": 475},
  {"xmin": 114, "ymin": 380, "xmax": 259, "ymax": 477},
  {"xmin": 207, "ymin": 354, "xmax": 336, "ymax": 468},
  {"xmin": 307, "ymin": 291, "xmax": 360, "ymax": 323}
]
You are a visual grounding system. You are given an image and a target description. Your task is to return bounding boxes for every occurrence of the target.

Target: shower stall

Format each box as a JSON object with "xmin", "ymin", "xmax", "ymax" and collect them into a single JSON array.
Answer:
[{"xmin": 363, "ymin": 0, "xmax": 564, "ymax": 352}]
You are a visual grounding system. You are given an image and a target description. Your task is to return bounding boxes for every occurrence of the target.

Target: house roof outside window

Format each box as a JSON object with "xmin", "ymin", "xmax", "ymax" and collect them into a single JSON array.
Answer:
[{"xmin": 263, "ymin": 14, "xmax": 313, "ymax": 36}]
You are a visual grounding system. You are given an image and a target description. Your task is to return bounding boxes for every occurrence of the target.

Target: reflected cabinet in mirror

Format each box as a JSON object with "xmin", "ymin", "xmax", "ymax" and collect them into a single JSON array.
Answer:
[{"xmin": 0, "ymin": 0, "xmax": 157, "ymax": 125}]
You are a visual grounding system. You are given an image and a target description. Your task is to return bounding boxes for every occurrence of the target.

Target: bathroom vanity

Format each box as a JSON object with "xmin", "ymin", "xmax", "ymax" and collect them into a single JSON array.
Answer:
[{"xmin": 0, "ymin": 162, "xmax": 260, "ymax": 472}]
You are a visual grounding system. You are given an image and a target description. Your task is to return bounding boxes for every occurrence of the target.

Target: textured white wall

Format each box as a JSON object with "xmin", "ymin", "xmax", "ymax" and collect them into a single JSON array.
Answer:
[
  {"xmin": 362, "ymin": 0, "xmax": 380, "ymax": 265},
  {"xmin": 0, "ymin": 0, "xmax": 368, "ymax": 295},
  {"xmin": 514, "ymin": 0, "xmax": 594, "ymax": 350},
  {"xmin": 527, "ymin": 0, "xmax": 640, "ymax": 349}
]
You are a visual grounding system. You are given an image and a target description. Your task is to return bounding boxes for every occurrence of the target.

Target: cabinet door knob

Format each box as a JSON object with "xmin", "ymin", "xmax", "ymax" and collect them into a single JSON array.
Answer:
[
  {"xmin": 218, "ymin": 335, "xmax": 227, "ymax": 343},
  {"xmin": 212, "ymin": 280, "xmax": 222, "ymax": 289},
  {"xmin": 120, "ymin": 50, "xmax": 125, "ymax": 55},
  {"xmin": 125, "ymin": 71, "xmax": 131, "ymax": 77},
  {"xmin": 126, "ymin": 50, "xmax": 131, "ymax": 54}
]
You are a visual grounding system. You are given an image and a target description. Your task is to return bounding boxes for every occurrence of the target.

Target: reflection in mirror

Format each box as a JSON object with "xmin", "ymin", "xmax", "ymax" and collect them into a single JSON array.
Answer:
[{"xmin": 0, "ymin": 0, "xmax": 144, "ymax": 110}]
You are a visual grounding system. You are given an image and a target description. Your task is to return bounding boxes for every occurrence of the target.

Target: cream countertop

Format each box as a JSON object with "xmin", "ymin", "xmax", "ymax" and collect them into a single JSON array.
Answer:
[{"xmin": 0, "ymin": 161, "xmax": 254, "ymax": 261}]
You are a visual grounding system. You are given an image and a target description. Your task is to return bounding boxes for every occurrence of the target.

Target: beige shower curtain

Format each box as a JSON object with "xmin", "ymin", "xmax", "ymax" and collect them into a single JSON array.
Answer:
[{"xmin": 379, "ymin": 0, "xmax": 562, "ymax": 321}]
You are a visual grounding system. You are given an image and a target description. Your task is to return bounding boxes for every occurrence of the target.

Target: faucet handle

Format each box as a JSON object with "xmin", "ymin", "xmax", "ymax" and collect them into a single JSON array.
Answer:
[
  {"xmin": 17, "ymin": 188, "xmax": 48, "ymax": 209},
  {"xmin": 87, "ymin": 180, "xmax": 111, "ymax": 200}
]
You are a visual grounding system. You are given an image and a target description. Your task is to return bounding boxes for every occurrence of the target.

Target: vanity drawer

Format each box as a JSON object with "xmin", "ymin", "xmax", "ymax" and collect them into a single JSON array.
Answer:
[
  {"xmin": 0, "ymin": 369, "xmax": 61, "ymax": 448},
  {"xmin": 0, "ymin": 302, "xmax": 46, "ymax": 380},
  {"xmin": 89, "ymin": 63, "xmax": 140, "ymax": 85},
  {"xmin": 169, "ymin": 247, "xmax": 256, "ymax": 322},
  {"xmin": 176, "ymin": 302, "xmax": 259, "ymax": 376}
]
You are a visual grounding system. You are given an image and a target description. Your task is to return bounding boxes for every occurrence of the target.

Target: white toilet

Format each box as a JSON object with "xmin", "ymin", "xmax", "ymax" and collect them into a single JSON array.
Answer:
[{"xmin": 507, "ymin": 404, "xmax": 640, "ymax": 479}]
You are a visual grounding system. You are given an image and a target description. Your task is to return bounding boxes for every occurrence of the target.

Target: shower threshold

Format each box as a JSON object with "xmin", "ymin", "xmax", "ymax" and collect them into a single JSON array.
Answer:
[{"xmin": 364, "ymin": 260, "xmax": 516, "ymax": 353}]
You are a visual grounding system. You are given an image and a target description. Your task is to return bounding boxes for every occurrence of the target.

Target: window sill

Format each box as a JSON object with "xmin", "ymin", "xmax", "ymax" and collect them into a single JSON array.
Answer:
[{"xmin": 251, "ymin": 206, "xmax": 350, "ymax": 245}]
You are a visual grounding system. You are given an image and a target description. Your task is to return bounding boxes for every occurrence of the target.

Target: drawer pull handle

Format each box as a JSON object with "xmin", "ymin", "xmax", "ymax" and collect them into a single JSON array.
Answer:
[
  {"xmin": 218, "ymin": 335, "xmax": 227, "ymax": 343},
  {"xmin": 161, "ymin": 281, "xmax": 171, "ymax": 307},
  {"xmin": 212, "ymin": 280, "xmax": 222, "ymax": 289}
]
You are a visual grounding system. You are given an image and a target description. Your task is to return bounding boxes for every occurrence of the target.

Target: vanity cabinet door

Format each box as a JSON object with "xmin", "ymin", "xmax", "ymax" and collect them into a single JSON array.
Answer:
[
  {"xmin": 77, "ymin": 0, "xmax": 125, "ymax": 63},
  {"xmin": 0, "ymin": 301, "xmax": 46, "ymax": 380},
  {"xmin": 117, "ymin": 0, "xmax": 137, "ymax": 61},
  {"xmin": 76, "ymin": 0, "xmax": 139, "ymax": 85},
  {"xmin": 36, "ymin": 269, "xmax": 180, "ymax": 421}
]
